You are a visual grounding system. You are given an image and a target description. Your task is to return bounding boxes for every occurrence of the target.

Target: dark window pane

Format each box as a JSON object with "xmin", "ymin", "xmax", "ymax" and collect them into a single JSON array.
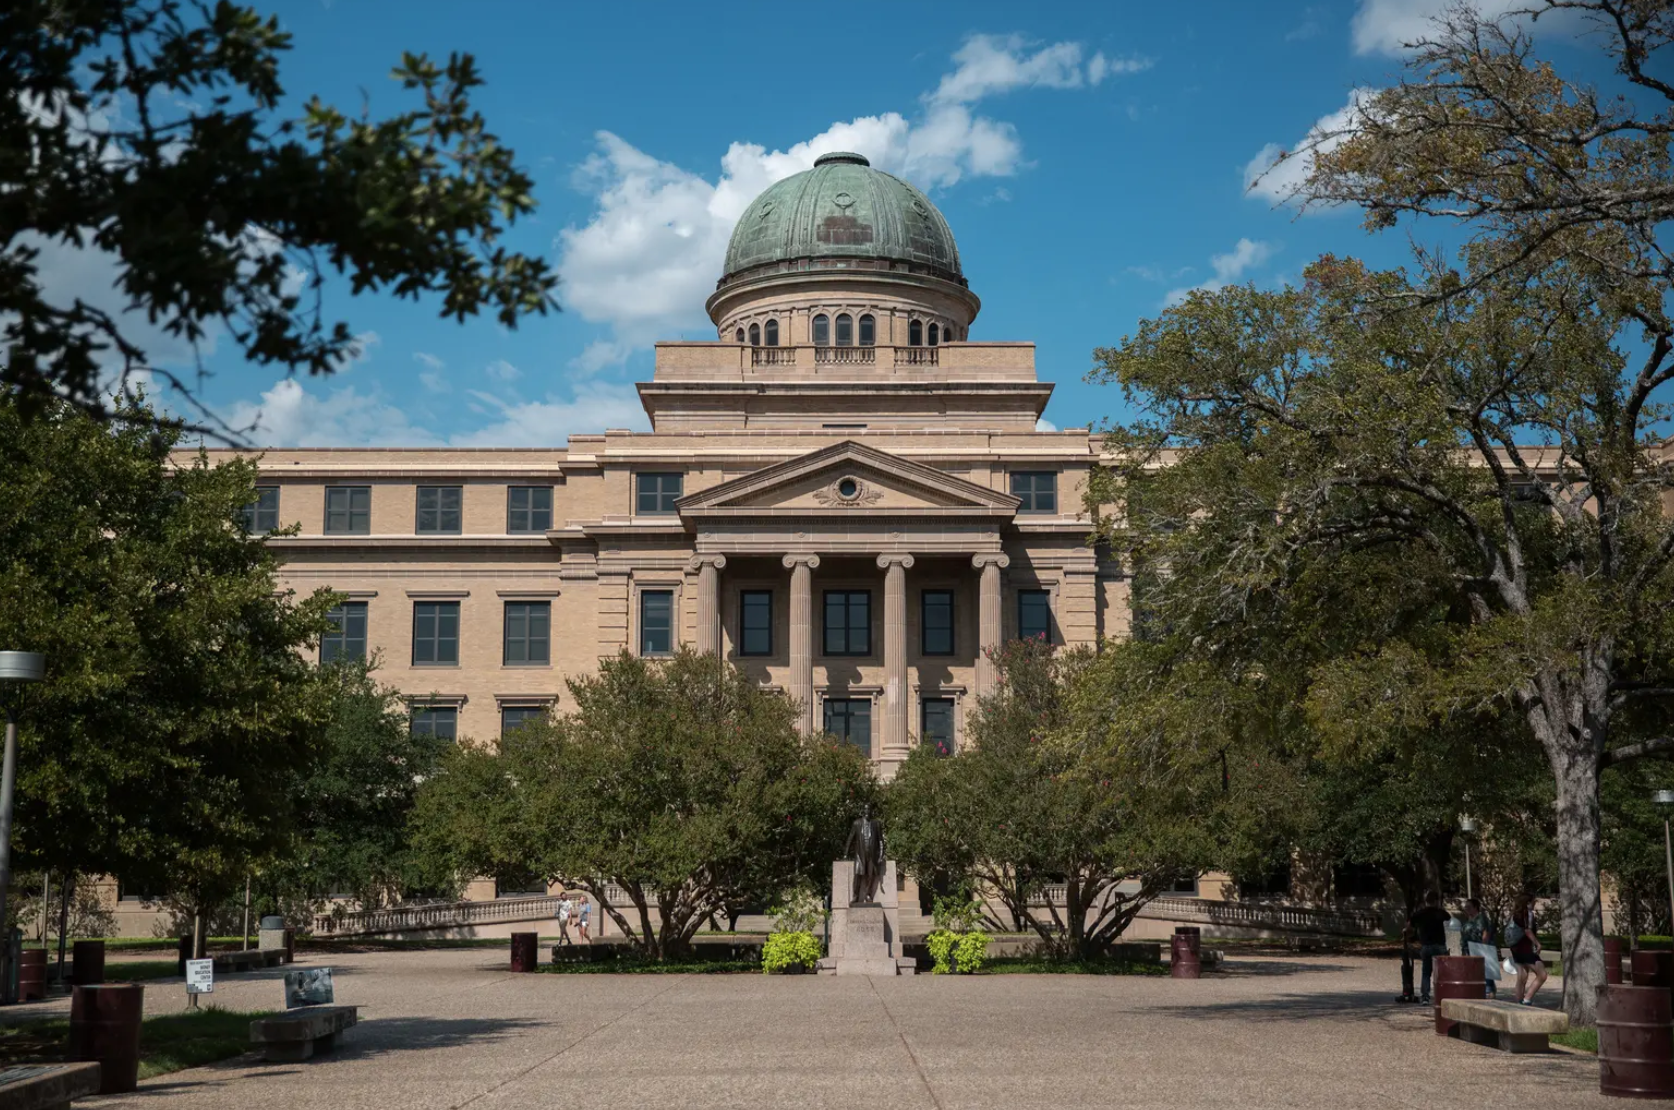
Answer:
[
  {"xmin": 764, "ymin": 319, "xmax": 779, "ymax": 345},
  {"xmin": 749, "ymin": 323, "xmax": 760, "ymax": 346},
  {"xmin": 325, "ymin": 486, "xmax": 371, "ymax": 534},
  {"xmin": 410, "ymin": 706, "xmax": 457, "ymax": 741},
  {"xmin": 636, "ymin": 472, "xmax": 683, "ymax": 515},
  {"xmin": 909, "ymin": 319, "xmax": 923, "ymax": 346},
  {"xmin": 735, "ymin": 328, "xmax": 745, "ymax": 342},
  {"xmin": 1010, "ymin": 472, "xmax": 1058, "ymax": 514},
  {"xmin": 640, "ymin": 590, "xmax": 674, "ymax": 656},
  {"xmin": 413, "ymin": 601, "xmax": 460, "ymax": 665},
  {"xmin": 322, "ymin": 601, "xmax": 368, "ymax": 663},
  {"xmin": 823, "ymin": 698, "xmax": 872, "ymax": 757},
  {"xmin": 740, "ymin": 590, "xmax": 773, "ymax": 656},
  {"xmin": 928, "ymin": 322, "xmax": 940, "ymax": 346},
  {"xmin": 859, "ymin": 315, "xmax": 875, "ymax": 346},
  {"xmin": 922, "ymin": 698, "xmax": 955, "ymax": 756},
  {"xmin": 417, "ymin": 486, "xmax": 462, "ymax": 534},
  {"xmin": 921, "ymin": 590, "xmax": 954, "ymax": 656},
  {"xmin": 835, "ymin": 314, "xmax": 853, "ymax": 346},
  {"xmin": 824, "ymin": 591, "xmax": 870, "ymax": 656},
  {"xmin": 504, "ymin": 601, "xmax": 551, "ymax": 665},
  {"xmin": 1018, "ymin": 590, "xmax": 1051, "ymax": 643},
  {"xmin": 507, "ymin": 486, "xmax": 553, "ymax": 533},
  {"xmin": 813, "ymin": 314, "xmax": 830, "ymax": 346},
  {"xmin": 241, "ymin": 486, "xmax": 280, "ymax": 532},
  {"xmin": 501, "ymin": 705, "xmax": 546, "ymax": 736}
]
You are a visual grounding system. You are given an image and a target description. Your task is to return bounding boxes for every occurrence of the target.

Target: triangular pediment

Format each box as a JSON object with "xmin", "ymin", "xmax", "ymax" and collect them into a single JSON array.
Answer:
[{"xmin": 678, "ymin": 441, "xmax": 1019, "ymax": 518}]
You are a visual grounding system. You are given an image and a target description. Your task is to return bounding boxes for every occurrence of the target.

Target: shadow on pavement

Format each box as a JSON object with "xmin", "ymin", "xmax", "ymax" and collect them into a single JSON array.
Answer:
[
  {"xmin": 1215, "ymin": 959, "xmax": 1359, "ymax": 977},
  {"xmin": 339, "ymin": 1015, "xmax": 543, "ymax": 1057},
  {"xmin": 1150, "ymin": 989, "xmax": 1427, "ymax": 1023}
]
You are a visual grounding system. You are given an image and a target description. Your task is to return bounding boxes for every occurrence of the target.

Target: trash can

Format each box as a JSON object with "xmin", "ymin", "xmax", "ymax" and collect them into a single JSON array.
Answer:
[
  {"xmin": 1433, "ymin": 955, "xmax": 1486, "ymax": 1036},
  {"xmin": 1599, "ymin": 984, "xmax": 1674, "ymax": 1099},
  {"xmin": 1169, "ymin": 933, "xmax": 1200, "ymax": 979},
  {"xmin": 69, "ymin": 983, "xmax": 144, "ymax": 1094},
  {"xmin": 18, "ymin": 949, "xmax": 47, "ymax": 1002},
  {"xmin": 510, "ymin": 932, "xmax": 538, "ymax": 973}
]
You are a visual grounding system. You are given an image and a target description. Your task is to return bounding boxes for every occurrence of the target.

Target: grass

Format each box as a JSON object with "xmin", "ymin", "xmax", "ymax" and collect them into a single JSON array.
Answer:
[
  {"xmin": 104, "ymin": 959, "xmax": 181, "ymax": 982},
  {"xmin": 982, "ymin": 955, "xmax": 1169, "ymax": 976},
  {"xmin": 0, "ymin": 1005, "xmax": 277, "ymax": 1079},
  {"xmin": 1552, "ymin": 1026, "xmax": 1599, "ymax": 1054},
  {"xmin": 538, "ymin": 951, "xmax": 763, "ymax": 974}
]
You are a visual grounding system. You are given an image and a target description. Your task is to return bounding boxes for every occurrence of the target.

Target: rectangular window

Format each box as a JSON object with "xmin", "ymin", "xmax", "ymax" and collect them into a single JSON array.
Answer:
[
  {"xmin": 321, "ymin": 601, "xmax": 368, "ymax": 664},
  {"xmin": 412, "ymin": 601, "xmax": 460, "ymax": 665},
  {"xmin": 921, "ymin": 589, "xmax": 954, "ymax": 656},
  {"xmin": 823, "ymin": 590, "xmax": 871, "ymax": 656},
  {"xmin": 495, "ymin": 874, "xmax": 546, "ymax": 898},
  {"xmin": 823, "ymin": 698, "xmax": 872, "ymax": 757},
  {"xmin": 636, "ymin": 472, "xmax": 683, "ymax": 515},
  {"xmin": 503, "ymin": 601, "xmax": 551, "ymax": 665},
  {"xmin": 1018, "ymin": 589, "xmax": 1052, "ymax": 643},
  {"xmin": 416, "ymin": 486, "xmax": 463, "ymax": 534},
  {"xmin": 241, "ymin": 486, "xmax": 280, "ymax": 532},
  {"xmin": 410, "ymin": 706, "xmax": 457, "ymax": 741},
  {"xmin": 921, "ymin": 697, "xmax": 956, "ymax": 756},
  {"xmin": 739, "ymin": 590, "xmax": 773, "ymax": 656},
  {"xmin": 325, "ymin": 486, "xmax": 371, "ymax": 534},
  {"xmin": 507, "ymin": 486, "xmax": 553, "ymax": 533},
  {"xmin": 501, "ymin": 705, "xmax": 546, "ymax": 736},
  {"xmin": 1010, "ymin": 471, "xmax": 1058, "ymax": 514},
  {"xmin": 640, "ymin": 590, "xmax": 674, "ymax": 656},
  {"xmin": 1170, "ymin": 875, "xmax": 1201, "ymax": 896}
]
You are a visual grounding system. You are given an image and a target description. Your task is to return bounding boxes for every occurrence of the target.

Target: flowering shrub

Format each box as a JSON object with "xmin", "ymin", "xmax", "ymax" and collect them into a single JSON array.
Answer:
[
  {"xmin": 926, "ymin": 928, "xmax": 990, "ymax": 974},
  {"xmin": 762, "ymin": 930, "xmax": 822, "ymax": 973}
]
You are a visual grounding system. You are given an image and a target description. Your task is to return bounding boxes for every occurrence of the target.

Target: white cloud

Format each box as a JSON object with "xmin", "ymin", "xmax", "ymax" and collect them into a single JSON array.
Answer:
[
  {"xmin": 556, "ymin": 33, "xmax": 1146, "ymax": 367},
  {"xmin": 483, "ymin": 358, "xmax": 521, "ymax": 383},
  {"xmin": 1164, "ymin": 239, "xmax": 1277, "ymax": 307},
  {"xmin": 413, "ymin": 352, "xmax": 444, "ymax": 371},
  {"xmin": 1035, "ymin": 417, "xmax": 1058, "ymax": 432},
  {"xmin": 1243, "ymin": 88, "xmax": 1372, "ymax": 206},
  {"xmin": 449, "ymin": 383, "xmax": 650, "ymax": 447},
  {"xmin": 413, "ymin": 352, "xmax": 448, "ymax": 393},
  {"xmin": 1350, "ymin": 0, "xmax": 1574, "ymax": 55}
]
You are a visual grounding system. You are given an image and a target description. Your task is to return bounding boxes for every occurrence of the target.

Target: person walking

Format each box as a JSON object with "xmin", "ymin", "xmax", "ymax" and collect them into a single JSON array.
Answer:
[
  {"xmin": 1507, "ymin": 895, "xmax": 1549, "ymax": 1005},
  {"xmin": 1405, "ymin": 890, "xmax": 1450, "ymax": 1004},
  {"xmin": 556, "ymin": 895, "xmax": 573, "ymax": 947},
  {"xmin": 578, "ymin": 898, "xmax": 591, "ymax": 942},
  {"xmin": 1460, "ymin": 897, "xmax": 1499, "ymax": 998}
]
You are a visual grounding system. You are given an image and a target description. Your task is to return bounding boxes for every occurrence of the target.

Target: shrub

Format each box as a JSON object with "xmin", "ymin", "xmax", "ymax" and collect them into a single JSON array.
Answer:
[
  {"xmin": 762, "ymin": 931, "xmax": 822, "ymax": 974},
  {"xmin": 926, "ymin": 929, "xmax": 990, "ymax": 974}
]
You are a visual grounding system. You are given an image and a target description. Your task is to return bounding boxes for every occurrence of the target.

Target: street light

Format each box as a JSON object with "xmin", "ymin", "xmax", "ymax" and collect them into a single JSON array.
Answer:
[
  {"xmin": 1655, "ymin": 790, "xmax": 1674, "ymax": 939},
  {"xmin": 1459, "ymin": 816, "xmax": 1479, "ymax": 900},
  {"xmin": 0, "ymin": 651, "xmax": 44, "ymax": 1005}
]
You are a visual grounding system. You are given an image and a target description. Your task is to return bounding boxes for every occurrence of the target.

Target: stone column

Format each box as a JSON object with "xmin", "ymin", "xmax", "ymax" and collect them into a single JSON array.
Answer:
[
  {"xmin": 689, "ymin": 554, "xmax": 726, "ymax": 657},
  {"xmin": 783, "ymin": 554, "xmax": 820, "ymax": 734},
  {"xmin": 972, "ymin": 552, "xmax": 1010, "ymax": 698},
  {"xmin": 877, "ymin": 554, "xmax": 914, "ymax": 758}
]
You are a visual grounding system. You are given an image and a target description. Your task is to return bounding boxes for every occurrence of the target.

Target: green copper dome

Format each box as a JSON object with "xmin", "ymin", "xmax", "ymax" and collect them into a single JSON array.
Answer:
[{"xmin": 720, "ymin": 152, "xmax": 964, "ymax": 286}]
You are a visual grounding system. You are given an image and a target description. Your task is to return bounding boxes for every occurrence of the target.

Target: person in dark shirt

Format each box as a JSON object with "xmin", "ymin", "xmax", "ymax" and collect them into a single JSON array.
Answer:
[{"xmin": 1405, "ymin": 889, "xmax": 1451, "ymax": 1003}]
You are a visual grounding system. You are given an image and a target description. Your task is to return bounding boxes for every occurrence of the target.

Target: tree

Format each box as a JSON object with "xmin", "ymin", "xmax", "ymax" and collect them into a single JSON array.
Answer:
[
  {"xmin": 888, "ymin": 638, "xmax": 1243, "ymax": 959},
  {"xmin": 2, "ymin": 0, "xmax": 557, "ymax": 433},
  {"xmin": 0, "ymin": 394, "xmax": 334, "ymax": 953},
  {"xmin": 412, "ymin": 650, "xmax": 876, "ymax": 960},
  {"xmin": 1226, "ymin": 0, "xmax": 1674, "ymax": 1022}
]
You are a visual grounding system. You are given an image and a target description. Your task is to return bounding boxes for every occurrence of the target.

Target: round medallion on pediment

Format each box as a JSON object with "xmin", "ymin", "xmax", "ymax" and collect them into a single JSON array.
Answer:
[{"xmin": 813, "ymin": 475, "xmax": 882, "ymax": 507}]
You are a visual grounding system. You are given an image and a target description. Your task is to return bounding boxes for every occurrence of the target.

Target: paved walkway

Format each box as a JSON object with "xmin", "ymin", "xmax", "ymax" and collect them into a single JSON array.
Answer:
[{"xmin": 53, "ymin": 948, "xmax": 1601, "ymax": 1109}]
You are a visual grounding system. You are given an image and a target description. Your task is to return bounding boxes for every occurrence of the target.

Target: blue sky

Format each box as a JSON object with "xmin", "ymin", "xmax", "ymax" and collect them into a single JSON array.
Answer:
[{"xmin": 134, "ymin": 0, "xmax": 1602, "ymax": 445}]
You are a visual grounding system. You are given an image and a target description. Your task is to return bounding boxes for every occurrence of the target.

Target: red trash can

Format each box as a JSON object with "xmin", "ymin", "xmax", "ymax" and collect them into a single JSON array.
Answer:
[
  {"xmin": 1432, "ymin": 955, "xmax": 1486, "ymax": 1036},
  {"xmin": 69, "ymin": 983, "xmax": 144, "ymax": 1094},
  {"xmin": 1170, "ymin": 933, "xmax": 1201, "ymax": 980},
  {"xmin": 17, "ymin": 949, "xmax": 46, "ymax": 1001},
  {"xmin": 1599, "ymin": 984, "xmax": 1674, "ymax": 1099},
  {"xmin": 510, "ymin": 932, "xmax": 538, "ymax": 973},
  {"xmin": 1607, "ymin": 938, "xmax": 1625, "ymax": 986}
]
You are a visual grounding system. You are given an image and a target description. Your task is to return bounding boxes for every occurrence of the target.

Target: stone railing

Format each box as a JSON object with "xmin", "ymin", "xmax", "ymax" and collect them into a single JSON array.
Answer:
[
  {"xmin": 1020, "ymin": 886, "xmax": 1381, "ymax": 937},
  {"xmin": 813, "ymin": 346, "xmax": 877, "ymax": 365},
  {"xmin": 750, "ymin": 346, "xmax": 796, "ymax": 367},
  {"xmin": 894, "ymin": 347, "xmax": 939, "ymax": 367},
  {"xmin": 312, "ymin": 894, "xmax": 563, "ymax": 937}
]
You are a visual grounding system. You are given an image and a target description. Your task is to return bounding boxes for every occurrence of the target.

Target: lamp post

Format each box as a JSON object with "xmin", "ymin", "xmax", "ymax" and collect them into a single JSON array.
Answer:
[
  {"xmin": 1655, "ymin": 790, "xmax": 1674, "ymax": 937},
  {"xmin": 1459, "ymin": 816, "xmax": 1479, "ymax": 901},
  {"xmin": 0, "ymin": 651, "xmax": 45, "ymax": 1003}
]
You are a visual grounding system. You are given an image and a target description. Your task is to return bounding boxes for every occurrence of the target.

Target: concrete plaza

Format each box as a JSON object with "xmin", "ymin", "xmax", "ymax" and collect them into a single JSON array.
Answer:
[{"xmin": 69, "ymin": 948, "xmax": 1605, "ymax": 1109}]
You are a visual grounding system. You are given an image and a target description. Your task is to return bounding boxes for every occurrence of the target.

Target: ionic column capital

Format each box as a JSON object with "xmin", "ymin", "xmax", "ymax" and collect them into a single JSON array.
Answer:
[
  {"xmin": 687, "ymin": 553, "xmax": 728, "ymax": 572},
  {"xmin": 876, "ymin": 553, "xmax": 915, "ymax": 570},
  {"xmin": 782, "ymin": 553, "xmax": 821, "ymax": 571},
  {"xmin": 972, "ymin": 552, "xmax": 1011, "ymax": 571}
]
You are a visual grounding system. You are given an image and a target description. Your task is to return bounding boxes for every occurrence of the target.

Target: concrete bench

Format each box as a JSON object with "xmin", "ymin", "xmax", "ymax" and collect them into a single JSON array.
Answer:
[
  {"xmin": 213, "ymin": 948, "xmax": 287, "ymax": 974},
  {"xmin": 1439, "ymin": 998, "xmax": 1568, "ymax": 1053},
  {"xmin": 249, "ymin": 1005, "xmax": 359, "ymax": 1062},
  {"xmin": 0, "ymin": 1062, "xmax": 101, "ymax": 1109},
  {"xmin": 1286, "ymin": 935, "xmax": 1344, "ymax": 953}
]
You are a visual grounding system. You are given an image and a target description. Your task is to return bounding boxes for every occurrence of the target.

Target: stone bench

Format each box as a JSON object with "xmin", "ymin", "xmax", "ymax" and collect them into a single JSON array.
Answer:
[
  {"xmin": 212, "ymin": 948, "xmax": 287, "ymax": 974},
  {"xmin": 0, "ymin": 1062, "xmax": 101, "ymax": 1110},
  {"xmin": 1439, "ymin": 998, "xmax": 1568, "ymax": 1053},
  {"xmin": 249, "ymin": 1005, "xmax": 359, "ymax": 1062},
  {"xmin": 1286, "ymin": 935, "xmax": 1344, "ymax": 953}
]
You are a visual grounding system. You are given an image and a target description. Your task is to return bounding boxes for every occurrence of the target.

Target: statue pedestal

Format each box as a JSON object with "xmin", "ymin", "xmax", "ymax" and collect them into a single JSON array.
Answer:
[{"xmin": 820, "ymin": 859, "xmax": 915, "ymax": 976}]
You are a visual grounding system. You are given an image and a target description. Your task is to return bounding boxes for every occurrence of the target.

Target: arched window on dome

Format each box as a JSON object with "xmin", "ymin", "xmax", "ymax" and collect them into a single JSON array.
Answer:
[
  {"xmin": 835, "ymin": 314, "xmax": 853, "ymax": 346},
  {"xmin": 859, "ymin": 315, "xmax": 875, "ymax": 346},
  {"xmin": 748, "ymin": 323, "xmax": 760, "ymax": 346},
  {"xmin": 908, "ymin": 319, "xmax": 923, "ymax": 347},
  {"xmin": 735, "ymin": 328, "xmax": 745, "ymax": 343},
  {"xmin": 928, "ymin": 322, "xmax": 940, "ymax": 346},
  {"xmin": 764, "ymin": 319, "xmax": 779, "ymax": 346},
  {"xmin": 813, "ymin": 314, "xmax": 830, "ymax": 346}
]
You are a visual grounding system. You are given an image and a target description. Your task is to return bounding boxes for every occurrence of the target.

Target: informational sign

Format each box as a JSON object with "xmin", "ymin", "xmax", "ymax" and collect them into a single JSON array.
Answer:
[
  {"xmin": 184, "ymin": 959, "xmax": 214, "ymax": 995},
  {"xmin": 284, "ymin": 967, "xmax": 334, "ymax": 1009}
]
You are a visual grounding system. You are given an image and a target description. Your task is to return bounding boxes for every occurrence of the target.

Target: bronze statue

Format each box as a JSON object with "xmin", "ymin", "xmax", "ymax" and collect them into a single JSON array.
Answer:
[{"xmin": 844, "ymin": 803, "xmax": 885, "ymax": 904}]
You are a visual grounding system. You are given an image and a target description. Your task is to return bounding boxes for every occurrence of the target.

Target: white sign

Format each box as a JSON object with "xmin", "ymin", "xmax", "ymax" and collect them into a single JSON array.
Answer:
[{"xmin": 185, "ymin": 958, "xmax": 214, "ymax": 995}]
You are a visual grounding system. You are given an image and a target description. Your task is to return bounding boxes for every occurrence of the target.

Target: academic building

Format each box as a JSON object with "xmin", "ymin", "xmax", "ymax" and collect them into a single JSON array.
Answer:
[{"xmin": 134, "ymin": 152, "xmax": 1383, "ymax": 941}]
